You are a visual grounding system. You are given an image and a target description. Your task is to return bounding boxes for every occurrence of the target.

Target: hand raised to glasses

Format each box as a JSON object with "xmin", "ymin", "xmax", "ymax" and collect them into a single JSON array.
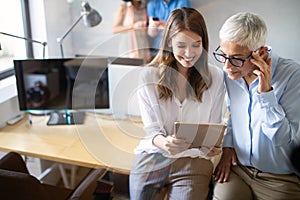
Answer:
[{"xmin": 250, "ymin": 48, "xmax": 272, "ymax": 93}]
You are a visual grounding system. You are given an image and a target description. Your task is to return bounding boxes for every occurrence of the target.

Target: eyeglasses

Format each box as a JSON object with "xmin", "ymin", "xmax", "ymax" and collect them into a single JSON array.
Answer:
[{"xmin": 213, "ymin": 46, "xmax": 252, "ymax": 67}]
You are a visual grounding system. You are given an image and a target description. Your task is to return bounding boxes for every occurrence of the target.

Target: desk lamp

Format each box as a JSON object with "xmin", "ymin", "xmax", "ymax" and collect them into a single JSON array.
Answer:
[
  {"xmin": 0, "ymin": 31, "xmax": 47, "ymax": 58},
  {"xmin": 56, "ymin": 1, "xmax": 102, "ymax": 58}
]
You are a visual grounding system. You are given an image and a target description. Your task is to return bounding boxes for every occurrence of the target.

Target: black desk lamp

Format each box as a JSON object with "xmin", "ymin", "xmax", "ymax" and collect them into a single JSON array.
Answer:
[
  {"xmin": 56, "ymin": 1, "xmax": 102, "ymax": 58},
  {"xmin": 0, "ymin": 31, "xmax": 47, "ymax": 58}
]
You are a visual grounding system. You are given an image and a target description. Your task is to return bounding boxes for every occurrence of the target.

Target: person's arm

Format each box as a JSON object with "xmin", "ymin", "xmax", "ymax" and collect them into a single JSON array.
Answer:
[
  {"xmin": 137, "ymin": 69, "xmax": 167, "ymax": 152},
  {"xmin": 214, "ymin": 75, "xmax": 237, "ymax": 182},
  {"xmin": 147, "ymin": 18, "xmax": 164, "ymax": 38},
  {"xmin": 257, "ymin": 73, "xmax": 300, "ymax": 146},
  {"xmin": 146, "ymin": 0, "xmax": 161, "ymax": 38},
  {"xmin": 137, "ymin": 69, "xmax": 189, "ymax": 154},
  {"xmin": 221, "ymin": 68, "xmax": 235, "ymax": 149},
  {"xmin": 213, "ymin": 110, "xmax": 238, "ymax": 182},
  {"xmin": 113, "ymin": 4, "xmax": 148, "ymax": 34},
  {"xmin": 251, "ymin": 52, "xmax": 300, "ymax": 147},
  {"xmin": 112, "ymin": 4, "xmax": 132, "ymax": 34},
  {"xmin": 213, "ymin": 147, "xmax": 237, "ymax": 182}
]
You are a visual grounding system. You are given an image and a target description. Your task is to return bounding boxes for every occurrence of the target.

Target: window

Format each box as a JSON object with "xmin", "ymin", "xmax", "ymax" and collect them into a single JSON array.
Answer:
[
  {"xmin": 0, "ymin": 0, "xmax": 28, "ymax": 103},
  {"xmin": 0, "ymin": 0, "xmax": 27, "ymax": 76}
]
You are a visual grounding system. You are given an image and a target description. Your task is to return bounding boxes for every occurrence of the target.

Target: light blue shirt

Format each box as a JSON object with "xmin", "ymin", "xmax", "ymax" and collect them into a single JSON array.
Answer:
[
  {"xmin": 223, "ymin": 50, "xmax": 300, "ymax": 176},
  {"xmin": 147, "ymin": 0, "xmax": 191, "ymax": 21},
  {"xmin": 146, "ymin": 0, "xmax": 191, "ymax": 50}
]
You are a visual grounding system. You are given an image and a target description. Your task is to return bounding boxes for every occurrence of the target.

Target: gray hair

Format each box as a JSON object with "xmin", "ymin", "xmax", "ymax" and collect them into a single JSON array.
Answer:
[{"xmin": 219, "ymin": 12, "xmax": 267, "ymax": 51}]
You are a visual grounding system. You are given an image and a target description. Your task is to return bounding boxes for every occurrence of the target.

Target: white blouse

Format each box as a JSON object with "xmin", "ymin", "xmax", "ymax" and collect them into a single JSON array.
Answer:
[{"xmin": 134, "ymin": 64, "xmax": 226, "ymax": 158}]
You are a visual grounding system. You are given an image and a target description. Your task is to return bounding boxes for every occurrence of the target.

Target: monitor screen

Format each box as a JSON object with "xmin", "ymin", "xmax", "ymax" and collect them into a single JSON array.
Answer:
[{"xmin": 14, "ymin": 58, "xmax": 109, "ymax": 124}]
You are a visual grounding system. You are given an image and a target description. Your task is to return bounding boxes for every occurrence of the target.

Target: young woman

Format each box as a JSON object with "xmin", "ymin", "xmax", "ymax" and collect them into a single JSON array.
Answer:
[{"xmin": 129, "ymin": 7, "xmax": 226, "ymax": 199}]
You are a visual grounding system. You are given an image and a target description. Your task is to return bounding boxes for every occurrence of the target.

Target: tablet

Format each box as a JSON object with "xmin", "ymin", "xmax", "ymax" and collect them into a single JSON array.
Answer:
[{"xmin": 174, "ymin": 122, "xmax": 226, "ymax": 148}]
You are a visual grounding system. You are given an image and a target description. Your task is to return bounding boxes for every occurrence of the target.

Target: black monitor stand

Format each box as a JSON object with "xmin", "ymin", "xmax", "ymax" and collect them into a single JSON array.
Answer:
[{"xmin": 47, "ymin": 111, "xmax": 85, "ymax": 125}]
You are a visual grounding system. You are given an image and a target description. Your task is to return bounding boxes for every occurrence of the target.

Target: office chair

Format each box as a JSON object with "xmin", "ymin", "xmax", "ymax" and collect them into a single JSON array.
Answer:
[{"xmin": 0, "ymin": 152, "xmax": 107, "ymax": 200}]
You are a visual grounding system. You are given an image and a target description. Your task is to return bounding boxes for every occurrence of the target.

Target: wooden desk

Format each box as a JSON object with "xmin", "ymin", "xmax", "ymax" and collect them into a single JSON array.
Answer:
[{"xmin": 0, "ymin": 112, "xmax": 145, "ymax": 174}]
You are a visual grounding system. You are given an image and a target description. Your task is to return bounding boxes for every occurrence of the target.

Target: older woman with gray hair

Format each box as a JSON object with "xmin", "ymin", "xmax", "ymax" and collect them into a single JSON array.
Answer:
[{"xmin": 213, "ymin": 12, "xmax": 300, "ymax": 200}]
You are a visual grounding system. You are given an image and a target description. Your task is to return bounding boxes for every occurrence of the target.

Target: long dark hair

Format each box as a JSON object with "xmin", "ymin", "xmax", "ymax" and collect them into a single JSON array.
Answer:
[{"xmin": 149, "ymin": 7, "xmax": 211, "ymax": 102}]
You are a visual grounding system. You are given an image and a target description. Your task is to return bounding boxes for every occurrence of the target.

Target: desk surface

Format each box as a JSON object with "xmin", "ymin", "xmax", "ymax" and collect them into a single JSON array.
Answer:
[{"xmin": 0, "ymin": 113, "xmax": 145, "ymax": 174}]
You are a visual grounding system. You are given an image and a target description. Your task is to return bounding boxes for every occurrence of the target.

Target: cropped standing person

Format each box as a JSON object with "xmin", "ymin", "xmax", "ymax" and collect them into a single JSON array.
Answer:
[
  {"xmin": 130, "ymin": 7, "xmax": 225, "ymax": 200},
  {"xmin": 213, "ymin": 12, "xmax": 300, "ymax": 200},
  {"xmin": 147, "ymin": 0, "xmax": 191, "ymax": 57},
  {"xmin": 112, "ymin": 0, "xmax": 150, "ymax": 62}
]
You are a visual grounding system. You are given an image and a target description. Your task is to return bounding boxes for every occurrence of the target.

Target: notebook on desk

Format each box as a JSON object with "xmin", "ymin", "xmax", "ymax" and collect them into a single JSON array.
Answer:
[{"xmin": 174, "ymin": 122, "xmax": 226, "ymax": 148}]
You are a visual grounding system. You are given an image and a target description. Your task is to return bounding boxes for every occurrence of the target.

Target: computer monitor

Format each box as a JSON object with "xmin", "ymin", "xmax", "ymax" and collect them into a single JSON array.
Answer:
[
  {"xmin": 13, "ymin": 57, "xmax": 109, "ymax": 125},
  {"xmin": 108, "ymin": 62, "xmax": 143, "ymax": 118}
]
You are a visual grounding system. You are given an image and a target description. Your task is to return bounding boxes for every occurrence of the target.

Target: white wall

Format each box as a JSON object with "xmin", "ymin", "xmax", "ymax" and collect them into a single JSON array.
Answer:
[
  {"xmin": 39, "ymin": 0, "xmax": 120, "ymax": 58},
  {"xmin": 36, "ymin": 0, "xmax": 300, "ymax": 62},
  {"xmin": 42, "ymin": 0, "xmax": 73, "ymax": 57}
]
